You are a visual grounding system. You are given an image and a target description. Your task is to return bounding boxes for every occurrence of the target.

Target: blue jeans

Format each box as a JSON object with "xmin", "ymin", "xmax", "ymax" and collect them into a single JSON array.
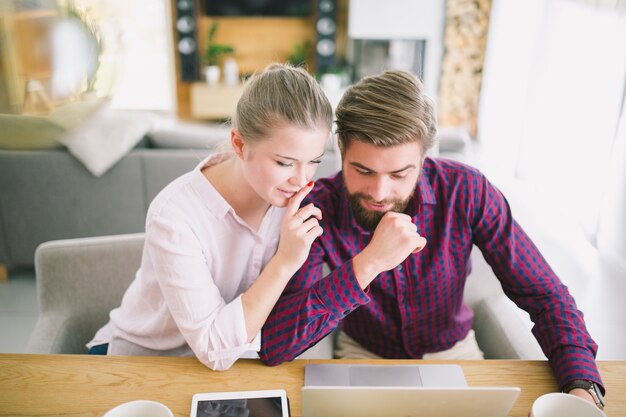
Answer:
[{"xmin": 88, "ymin": 343, "xmax": 109, "ymax": 355}]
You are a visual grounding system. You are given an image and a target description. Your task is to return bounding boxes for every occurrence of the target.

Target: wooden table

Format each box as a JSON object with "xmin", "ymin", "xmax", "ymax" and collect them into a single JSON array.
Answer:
[{"xmin": 0, "ymin": 355, "xmax": 623, "ymax": 417}]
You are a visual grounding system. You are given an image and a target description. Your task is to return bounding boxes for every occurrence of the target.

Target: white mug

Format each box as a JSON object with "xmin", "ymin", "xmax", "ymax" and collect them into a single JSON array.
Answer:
[
  {"xmin": 531, "ymin": 393, "xmax": 606, "ymax": 417},
  {"xmin": 102, "ymin": 400, "xmax": 174, "ymax": 417}
]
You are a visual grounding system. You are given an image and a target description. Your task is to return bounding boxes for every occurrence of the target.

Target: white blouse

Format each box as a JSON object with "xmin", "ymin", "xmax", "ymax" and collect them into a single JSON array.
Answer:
[{"xmin": 88, "ymin": 152, "xmax": 285, "ymax": 370}]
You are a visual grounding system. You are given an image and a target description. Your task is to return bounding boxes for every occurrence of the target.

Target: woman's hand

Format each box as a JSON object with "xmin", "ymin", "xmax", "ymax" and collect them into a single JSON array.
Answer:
[
  {"xmin": 274, "ymin": 181, "xmax": 323, "ymax": 273},
  {"xmin": 241, "ymin": 181, "xmax": 322, "ymax": 342}
]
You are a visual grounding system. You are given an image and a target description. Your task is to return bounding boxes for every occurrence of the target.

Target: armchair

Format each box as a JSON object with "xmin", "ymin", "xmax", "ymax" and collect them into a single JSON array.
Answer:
[{"xmin": 26, "ymin": 234, "xmax": 544, "ymax": 360}]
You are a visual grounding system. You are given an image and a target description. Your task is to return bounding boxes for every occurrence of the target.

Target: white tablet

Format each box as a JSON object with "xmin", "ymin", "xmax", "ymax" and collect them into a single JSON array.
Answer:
[{"xmin": 190, "ymin": 389, "xmax": 290, "ymax": 417}]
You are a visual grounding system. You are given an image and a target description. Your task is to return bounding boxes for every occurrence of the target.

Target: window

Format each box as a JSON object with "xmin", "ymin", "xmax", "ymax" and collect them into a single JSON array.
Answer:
[{"xmin": 479, "ymin": 0, "xmax": 626, "ymax": 268}]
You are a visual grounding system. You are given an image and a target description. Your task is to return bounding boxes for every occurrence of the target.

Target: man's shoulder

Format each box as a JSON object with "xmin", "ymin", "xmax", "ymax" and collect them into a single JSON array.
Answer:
[
  {"xmin": 424, "ymin": 157, "xmax": 482, "ymax": 177},
  {"xmin": 423, "ymin": 157, "xmax": 486, "ymax": 189}
]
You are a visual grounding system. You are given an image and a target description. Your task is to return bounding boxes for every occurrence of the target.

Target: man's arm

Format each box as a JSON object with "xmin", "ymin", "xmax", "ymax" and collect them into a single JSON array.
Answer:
[
  {"xmin": 259, "ymin": 209, "xmax": 428, "ymax": 365},
  {"xmin": 259, "ymin": 239, "xmax": 370, "ymax": 365},
  {"xmin": 471, "ymin": 174, "xmax": 604, "ymax": 394}
]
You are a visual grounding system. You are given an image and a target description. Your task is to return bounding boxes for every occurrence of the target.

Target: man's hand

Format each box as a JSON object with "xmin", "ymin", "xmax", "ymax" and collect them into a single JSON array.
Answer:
[
  {"xmin": 568, "ymin": 388, "xmax": 596, "ymax": 406},
  {"xmin": 353, "ymin": 212, "xmax": 427, "ymax": 288}
]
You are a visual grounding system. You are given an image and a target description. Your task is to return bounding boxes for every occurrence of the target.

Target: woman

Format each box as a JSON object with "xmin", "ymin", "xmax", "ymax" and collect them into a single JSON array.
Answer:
[{"xmin": 87, "ymin": 64, "xmax": 333, "ymax": 370}]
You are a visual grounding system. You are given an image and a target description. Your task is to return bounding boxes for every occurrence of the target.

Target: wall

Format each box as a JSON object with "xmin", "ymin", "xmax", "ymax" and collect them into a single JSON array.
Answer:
[{"xmin": 172, "ymin": 0, "xmax": 348, "ymax": 119}]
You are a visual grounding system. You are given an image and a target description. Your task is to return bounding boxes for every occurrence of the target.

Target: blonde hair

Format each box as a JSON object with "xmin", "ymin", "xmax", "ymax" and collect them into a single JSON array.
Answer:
[
  {"xmin": 335, "ymin": 70, "xmax": 437, "ymax": 154},
  {"xmin": 232, "ymin": 63, "xmax": 333, "ymax": 142}
]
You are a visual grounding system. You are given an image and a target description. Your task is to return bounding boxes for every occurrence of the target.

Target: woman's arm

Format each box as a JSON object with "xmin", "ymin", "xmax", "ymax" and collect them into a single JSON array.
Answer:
[{"xmin": 241, "ymin": 182, "xmax": 323, "ymax": 342}]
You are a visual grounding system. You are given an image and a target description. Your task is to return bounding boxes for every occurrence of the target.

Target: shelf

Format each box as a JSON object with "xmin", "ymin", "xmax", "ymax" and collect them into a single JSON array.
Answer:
[
  {"xmin": 11, "ymin": 9, "xmax": 58, "ymax": 21},
  {"xmin": 189, "ymin": 83, "xmax": 245, "ymax": 120}
]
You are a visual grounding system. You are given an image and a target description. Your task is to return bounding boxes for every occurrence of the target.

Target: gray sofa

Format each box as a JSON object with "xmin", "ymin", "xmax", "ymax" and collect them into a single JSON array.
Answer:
[
  {"xmin": 0, "ymin": 120, "xmax": 473, "ymax": 273},
  {"xmin": 0, "ymin": 126, "xmax": 341, "ymax": 272}
]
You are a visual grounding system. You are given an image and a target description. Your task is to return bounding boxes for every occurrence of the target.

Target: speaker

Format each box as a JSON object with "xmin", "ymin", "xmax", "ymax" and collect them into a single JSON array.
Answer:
[
  {"xmin": 315, "ymin": 0, "xmax": 337, "ymax": 73},
  {"xmin": 174, "ymin": 0, "xmax": 199, "ymax": 82}
]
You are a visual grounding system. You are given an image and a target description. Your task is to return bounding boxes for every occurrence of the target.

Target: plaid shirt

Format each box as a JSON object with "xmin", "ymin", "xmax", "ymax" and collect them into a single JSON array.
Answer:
[{"xmin": 260, "ymin": 157, "xmax": 603, "ymax": 391}]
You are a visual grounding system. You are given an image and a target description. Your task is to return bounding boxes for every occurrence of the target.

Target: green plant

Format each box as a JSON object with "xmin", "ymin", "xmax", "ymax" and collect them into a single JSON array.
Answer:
[
  {"xmin": 203, "ymin": 22, "xmax": 234, "ymax": 67},
  {"xmin": 287, "ymin": 40, "xmax": 312, "ymax": 67}
]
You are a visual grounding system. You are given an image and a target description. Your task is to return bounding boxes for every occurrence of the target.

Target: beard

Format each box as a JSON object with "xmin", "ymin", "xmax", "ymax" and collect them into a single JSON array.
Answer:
[{"xmin": 345, "ymin": 186, "xmax": 416, "ymax": 230}]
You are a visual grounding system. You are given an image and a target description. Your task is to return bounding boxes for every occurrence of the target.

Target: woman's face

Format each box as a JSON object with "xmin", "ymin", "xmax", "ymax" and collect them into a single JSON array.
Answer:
[{"xmin": 238, "ymin": 123, "xmax": 329, "ymax": 208}]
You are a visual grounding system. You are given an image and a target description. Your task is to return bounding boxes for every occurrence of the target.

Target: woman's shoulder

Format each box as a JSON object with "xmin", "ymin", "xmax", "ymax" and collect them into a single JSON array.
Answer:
[
  {"xmin": 149, "ymin": 171, "xmax": 197, "ymax": 213},
  {"xmin": 149, "ymin": 154, "xmax": 231, "ymax": 216}
]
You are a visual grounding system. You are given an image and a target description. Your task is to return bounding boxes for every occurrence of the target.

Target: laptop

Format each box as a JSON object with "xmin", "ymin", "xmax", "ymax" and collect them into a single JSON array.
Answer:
[{"xmin": 301, "ymin": 364, "xmax": 520, "ymax": 417}]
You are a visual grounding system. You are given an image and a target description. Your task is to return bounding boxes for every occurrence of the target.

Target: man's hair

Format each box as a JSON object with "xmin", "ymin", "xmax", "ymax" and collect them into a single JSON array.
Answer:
[
  {"xmin": 335, "ymin": 70, "xmax": 437, "ymax": 154},
  {"xmin": 233, "ymin": 63, "xmax": 333, "ymax": 143}
]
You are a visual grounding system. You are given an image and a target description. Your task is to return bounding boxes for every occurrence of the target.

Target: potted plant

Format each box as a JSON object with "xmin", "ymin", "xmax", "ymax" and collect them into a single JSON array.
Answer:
[
  {"xmin": 286, "ymin": 39, "xmax": 312, "ymax": 68},
  {"xmin": 202, "ymin": 22, "xmax": 234, "ymax": 85}
]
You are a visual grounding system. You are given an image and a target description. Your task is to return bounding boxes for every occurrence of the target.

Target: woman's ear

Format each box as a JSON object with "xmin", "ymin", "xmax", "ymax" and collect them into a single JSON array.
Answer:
[{"xmin": 231, "ymin": 129, "xmax": 245, "ymax": 159}]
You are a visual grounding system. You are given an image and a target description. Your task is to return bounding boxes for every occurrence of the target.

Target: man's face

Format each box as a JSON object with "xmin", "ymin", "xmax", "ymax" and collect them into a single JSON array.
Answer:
[{"xmin": 342, "ymin": 140, "xmax": 423, "ymax": 230}]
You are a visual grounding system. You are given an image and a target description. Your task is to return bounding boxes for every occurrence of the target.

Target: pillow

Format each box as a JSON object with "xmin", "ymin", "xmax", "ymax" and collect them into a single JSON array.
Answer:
[
  {"xmin": 48, "ymin": 96, "xmax": 107, "ymax": 131},
  {"xmin": 0, "ymin": 114, "xmax": 65, "ymax": 150},
  {"xmin": 0, "ymin": 97, "xmax": 106, "ymax": 150},
  {"xmin": 437, "ymin": 126, "xmax": 471, "ymax": 154},
  {"xmin": 57, "ymin": 103, "xmax": 155, "ymax": 177},
  {"xmin": 148, "ymin": 120, "xmax": 231, "ymax": 149}
]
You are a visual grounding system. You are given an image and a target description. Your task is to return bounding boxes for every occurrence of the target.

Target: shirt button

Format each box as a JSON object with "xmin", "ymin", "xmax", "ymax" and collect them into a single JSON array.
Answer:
[
  {"xmin": 398, "ymin": 265, "xmax": 403, "ymax": 271},
  {"xmin": 253, "ymin": 262, "xmax": 260, "ymax": 269}
]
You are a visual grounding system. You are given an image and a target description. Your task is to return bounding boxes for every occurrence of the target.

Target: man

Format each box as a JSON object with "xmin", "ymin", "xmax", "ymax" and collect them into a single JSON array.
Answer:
[{"xmin": 259, "ymin": 71, "xmax": 605, "ymax": 409}]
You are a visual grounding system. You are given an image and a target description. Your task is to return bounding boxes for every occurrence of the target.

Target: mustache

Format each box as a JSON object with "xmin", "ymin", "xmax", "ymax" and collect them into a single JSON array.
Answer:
[{"xmin": 352, "ymin": 193, "xmax": 402, "ymax": 206}]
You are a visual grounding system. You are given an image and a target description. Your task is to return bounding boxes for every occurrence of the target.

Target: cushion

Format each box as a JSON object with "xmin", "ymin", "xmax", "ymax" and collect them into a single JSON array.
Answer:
[
  {"xmin": 437, "ymin": 126, "xmax": 471, "ymax": 153},
  {"xmin": 0, "ymin": 97, "xmax": 106, "ymax": 150},
  {"xmin": 148, "ymin": 120, "xmax": 231, "ymax": 149},
  {"xmin": 0, "ymin": 115, "xmax": 65, "ymax": 150},
  {"xmin": 48, "ymin": 97, "xmax": 107, "ymax": 131},
  {"xmin": 149, "ymin": 121, "xmax": 339, "ymax": 154},
  {"xmin": 57, "ymin": 102, "xmax": 155, "ymax": 177}
]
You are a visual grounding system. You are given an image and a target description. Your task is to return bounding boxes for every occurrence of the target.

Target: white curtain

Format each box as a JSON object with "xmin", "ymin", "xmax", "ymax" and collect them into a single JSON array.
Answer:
[
  {"xmin": 479, "ymin": 0, "xmax": 626, "ymax": 269},
  {"xmin": 597, "ymin": 99, "xmax": 626, "ymax": 270}
]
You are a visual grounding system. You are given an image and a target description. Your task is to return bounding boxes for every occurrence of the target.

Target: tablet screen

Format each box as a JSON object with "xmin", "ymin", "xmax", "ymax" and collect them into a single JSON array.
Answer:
[
  {"xmin": 196, "ymin": 397, "xmax": 283, "ymax": 417},
  {"xmin": 191, "ymin": 390, "xmax": 289, "ymax": 417}
]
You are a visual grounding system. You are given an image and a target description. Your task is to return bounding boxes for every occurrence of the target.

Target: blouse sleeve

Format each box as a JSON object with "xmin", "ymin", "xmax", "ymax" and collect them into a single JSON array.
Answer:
[{"xmin": 145, "ymin": 211, "xmax": 259, "ymax": 371}]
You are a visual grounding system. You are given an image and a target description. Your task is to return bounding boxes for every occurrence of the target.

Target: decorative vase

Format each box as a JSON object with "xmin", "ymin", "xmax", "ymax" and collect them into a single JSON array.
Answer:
[
  {"xmin": 205, "ymin": 65, "xmax": 220, "ymax": 86},
  {"xmin": 223, "ymin": 58, "xmax": 239, "ymax": 86}
]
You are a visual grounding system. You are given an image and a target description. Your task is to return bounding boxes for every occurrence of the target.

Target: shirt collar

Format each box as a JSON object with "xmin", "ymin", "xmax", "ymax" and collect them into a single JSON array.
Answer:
[
  {"xmin": 191, "ymin": 153, "xmax": 283, "ymax": 237},
  {"xmin": 191, "ymin": 152, "xmax": 235, "ymax": 219},
  {"xmin": 415, "ymin": 158, "xmax": 437, "ymax": 206}
]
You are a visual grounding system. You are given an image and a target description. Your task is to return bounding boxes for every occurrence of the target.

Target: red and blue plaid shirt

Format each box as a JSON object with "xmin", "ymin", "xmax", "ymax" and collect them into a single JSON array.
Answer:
[{"xmin": 260, "ymin": 157, "xmax": 603, "ymax": 391}]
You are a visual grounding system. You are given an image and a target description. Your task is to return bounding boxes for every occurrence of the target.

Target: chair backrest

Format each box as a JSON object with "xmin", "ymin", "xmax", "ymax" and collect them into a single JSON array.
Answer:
[
  {"xmin": 26, "ymin": 233, "xmax": 145, "ymax": 353},
  {"xmin": 464, "ymin": 247, "xmax": 545, "ymax": 359}
]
